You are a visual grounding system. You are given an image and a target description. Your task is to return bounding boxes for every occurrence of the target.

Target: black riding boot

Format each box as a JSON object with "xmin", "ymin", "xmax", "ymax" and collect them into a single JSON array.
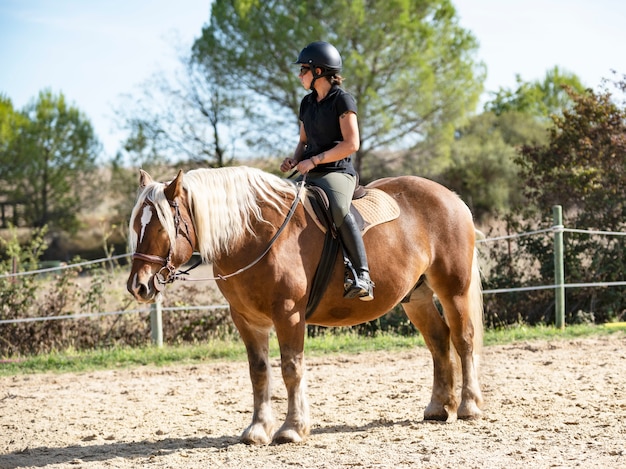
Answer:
[{"xmin": 338, "ymin": 212, "xmax": 374, "ymax": 301}]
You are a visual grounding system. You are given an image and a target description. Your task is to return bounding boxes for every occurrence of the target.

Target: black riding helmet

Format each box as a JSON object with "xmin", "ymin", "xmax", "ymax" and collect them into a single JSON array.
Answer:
[{"xmin": 294, "ymin": 41, "xmax": 342, "ymax": 88}]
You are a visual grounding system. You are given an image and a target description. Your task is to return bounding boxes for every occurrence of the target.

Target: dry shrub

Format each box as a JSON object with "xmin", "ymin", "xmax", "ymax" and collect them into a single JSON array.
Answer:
[{"xmin": 1, "ymin": 228, "xmax": 235, "ymax": 356}]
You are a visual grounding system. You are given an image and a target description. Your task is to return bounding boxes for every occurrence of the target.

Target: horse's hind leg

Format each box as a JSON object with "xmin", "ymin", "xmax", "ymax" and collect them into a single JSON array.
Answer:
[
  {"xmin": 437, "ymin": 291, "xmax": 483, "ymax": 420},
  {"xmin": 402, "ymin": 286, "xmax": 457, "ymax": 421},
  {"xmin": 231, "ymin": 310, "xmax": 275, "ymax": 445}
]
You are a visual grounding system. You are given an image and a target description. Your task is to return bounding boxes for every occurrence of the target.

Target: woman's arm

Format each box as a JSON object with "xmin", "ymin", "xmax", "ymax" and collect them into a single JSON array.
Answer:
[{"xmin": 311, "ymin": 111, "xmax": 360, "ymax": 166}]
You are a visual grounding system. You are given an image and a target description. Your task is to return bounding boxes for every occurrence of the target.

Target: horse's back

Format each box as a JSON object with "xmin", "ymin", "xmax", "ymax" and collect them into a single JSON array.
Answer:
[
  {"xmin": 367, "ymin": 175, "xmax": 475, "ymax": 238},
  {"xmin": 305, "ymin": 175, "xmax": 476, "ymax": 326}
]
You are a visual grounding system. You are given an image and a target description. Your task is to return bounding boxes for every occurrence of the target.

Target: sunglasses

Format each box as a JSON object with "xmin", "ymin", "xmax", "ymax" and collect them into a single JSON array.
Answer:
[{"xmin": 299, "ymin": 66, "xmax": 311, "ymax": 75}]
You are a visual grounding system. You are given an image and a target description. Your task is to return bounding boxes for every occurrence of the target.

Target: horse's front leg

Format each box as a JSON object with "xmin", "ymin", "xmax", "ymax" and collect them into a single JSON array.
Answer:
[
  {"xmin": 272, "ymin": 314, "xmax": 310, "ymax": 444},
  {"xmin": 231, "ymin": 310, "xmax": 275, "ymax": 445}
]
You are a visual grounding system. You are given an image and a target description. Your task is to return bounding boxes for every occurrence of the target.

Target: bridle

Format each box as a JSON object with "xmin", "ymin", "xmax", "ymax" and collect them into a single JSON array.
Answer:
[
  {"xmin": 132, "ymin": 176, "xmax": 306, "ymax": 289},
  {"xmin": 132, "ymin": 199, "xmax": 193, "ymax": 292}
]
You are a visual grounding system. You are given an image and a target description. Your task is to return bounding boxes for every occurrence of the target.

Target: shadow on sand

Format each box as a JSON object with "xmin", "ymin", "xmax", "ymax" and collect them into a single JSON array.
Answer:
[{"xmin": 0, "ymin": 418, "xmax": 431, "ymax": 468}]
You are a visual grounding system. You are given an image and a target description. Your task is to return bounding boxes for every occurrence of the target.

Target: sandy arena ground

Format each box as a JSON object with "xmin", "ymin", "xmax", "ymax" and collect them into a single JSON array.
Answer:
[{"xmin": 1, "ymin": 333, "xmax": 625, "ymax": 469}]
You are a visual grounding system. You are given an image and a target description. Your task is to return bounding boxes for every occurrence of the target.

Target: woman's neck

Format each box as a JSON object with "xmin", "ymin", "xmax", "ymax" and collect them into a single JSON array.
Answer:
[{"xmin": 314, "ymin": 79, "xmax": 332, "ymax": 101}]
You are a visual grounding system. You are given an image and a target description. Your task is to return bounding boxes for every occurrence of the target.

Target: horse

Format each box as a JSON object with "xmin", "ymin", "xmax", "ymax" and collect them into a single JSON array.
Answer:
[{"xmin": 126, "ymin": 165, "xmax": 484, "ymax": 445}]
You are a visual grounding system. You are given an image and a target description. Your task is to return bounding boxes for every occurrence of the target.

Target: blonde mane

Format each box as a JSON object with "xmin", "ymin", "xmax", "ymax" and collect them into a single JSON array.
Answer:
[{"xmin": 129, "ymin": 166, "xmax": 298, "ymax": 262}]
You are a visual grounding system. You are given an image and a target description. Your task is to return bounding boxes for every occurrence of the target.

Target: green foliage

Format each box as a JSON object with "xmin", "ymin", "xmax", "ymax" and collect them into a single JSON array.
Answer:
[
  {"xmin": 0, "ymin": 95, "xmax": 25, "ymax": 157},
  {"xmin": 434, "ymin": 68, "xmax": 590, "ymax": 218},
  {"xmin": 193, "ymin": 0, "xmax": 484, "ymax": 172},
  {"xmin": 438, "ymin": 111, "xmax": 548, "ymax": 219},
  {"xmin": 484, "ymin": 76, "xmax": 626, "ymax": 325},
  {"xmin": 518, "ymin": 82, "xmax": 626, "ymax": 220},
  {"xmin": 0, "ymin": 226, "xmax": 48, "ymax": 322},
  {"xmin": 0, "ymin": 90, "xmax": 100, "ymax": 232},
  {"xmin": 486, "ymin": 66, "xmax": 586, "ymax": 118}
]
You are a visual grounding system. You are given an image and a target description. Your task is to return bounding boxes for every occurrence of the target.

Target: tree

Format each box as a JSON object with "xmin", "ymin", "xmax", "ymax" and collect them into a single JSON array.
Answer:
[
  {"xmin": 438, "ymin": 110, "xmax": 550, "ymax": 219},
  {"xmin": 485, "ymin": 76, "xmax": 626, "ymax": 325},
  {"xmin": 0, "ymin": 96, "xmax": 23, "ymax": 155},
  {"xmin": 0, "ymin": 96, "xmax": 26, "ymax": 227},
  {"xmin": 117, "ymin": 52, "xmax": 246, "ymax": 167},
  {"xmin": 0, "ymin": 90, "xmax": 100, "ymax": 232},
  {"xmin": 486, "ymin": 66, "xmax": 586, "ymax": 119},
  {"xmin": 112, "ymin": 52, "xmax": 250, "ymax": 237},
  {"xmin": 436, "ymin": 112, "xmax": 535, "ymax": 219},
  {"xmin": 438, "ymin": 68, "xmax": 589, "ymax": 219},
  {"xmin": 518, "ymin": 78, "xmax": 625, "ymax": 231},
  {"xmin": 192, "ymin": 0, "xmax": 484, "ymax": 174}
]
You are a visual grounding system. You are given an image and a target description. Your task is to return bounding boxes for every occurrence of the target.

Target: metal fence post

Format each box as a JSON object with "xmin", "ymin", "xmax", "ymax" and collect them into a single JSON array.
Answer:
[
  {"xmin": 553, "ymin": 205, "xmax": 565, "ymax": 329},
  {"xmin": 150, "ymin": 301, "xmax": 163, "ymax": 347}
]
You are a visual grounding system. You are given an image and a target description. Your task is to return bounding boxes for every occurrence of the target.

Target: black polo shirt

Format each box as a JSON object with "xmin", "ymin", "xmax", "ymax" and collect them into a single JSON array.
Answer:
[{"xmin": 299, "ymin": 85, "xmax": 358, "ymax": 176}]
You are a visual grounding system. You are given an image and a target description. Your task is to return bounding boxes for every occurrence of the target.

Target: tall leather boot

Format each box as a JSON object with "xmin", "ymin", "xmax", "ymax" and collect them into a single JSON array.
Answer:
[{"xmin": 338, "ymin": 212, "xmax": 374, "ymax": 301}]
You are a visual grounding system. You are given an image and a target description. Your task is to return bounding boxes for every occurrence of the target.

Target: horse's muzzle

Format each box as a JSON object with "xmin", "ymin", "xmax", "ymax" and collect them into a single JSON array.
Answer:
[{"xmin": 127, "ymin": 271, "xmax": 160, "ymax": 303}]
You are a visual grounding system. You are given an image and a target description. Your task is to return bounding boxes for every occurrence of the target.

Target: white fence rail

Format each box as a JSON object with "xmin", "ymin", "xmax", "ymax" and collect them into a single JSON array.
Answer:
[{"xmin": 1, "ymin": 205, "xmax": 624, "ymax": 342}]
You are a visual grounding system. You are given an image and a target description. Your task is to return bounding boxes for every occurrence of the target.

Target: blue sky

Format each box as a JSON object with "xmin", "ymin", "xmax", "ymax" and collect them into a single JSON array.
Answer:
[
  {"xmin": 0, "ymin": 0, "xmax": 209, "ymax": 157},
  {"xmin": 1, "ymin": 0, "xmax": 624, "ymax": 158},
  {"xmin": 455, "ymin": 0, "xmax": 624, "ymax": 93}
]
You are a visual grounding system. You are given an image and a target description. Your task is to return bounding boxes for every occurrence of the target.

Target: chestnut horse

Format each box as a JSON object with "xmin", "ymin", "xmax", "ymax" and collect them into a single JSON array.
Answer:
[{"xmin": 127, "ymin": 166, "xmax": 483, "ymax": 445}]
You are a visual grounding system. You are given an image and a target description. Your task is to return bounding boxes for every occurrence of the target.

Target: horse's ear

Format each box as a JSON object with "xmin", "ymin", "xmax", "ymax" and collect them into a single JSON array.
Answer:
[
  {"xmin": 164, "ymin": 169, "xmax": 184, "ymax": 201},
  {"xmin": 139, "ymin": 169, "xmax": 153, "ymax": 188}
]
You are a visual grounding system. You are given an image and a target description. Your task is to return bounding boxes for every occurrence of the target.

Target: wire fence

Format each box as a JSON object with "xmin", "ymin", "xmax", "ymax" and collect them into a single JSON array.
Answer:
[
  {"xmin": 1, "ymin": 215, "xmax": 624, "ymax": 327},
  {"xmin": 477, "ymin": 224, "xmax": 626, "ymax": 294},
  {"xmin": 0, "ymin": 305, "xmax": 230, "ymax": 325},
  {"xmin": 0, "ymin": 253, "xmax": 129, "ymax": 280}
]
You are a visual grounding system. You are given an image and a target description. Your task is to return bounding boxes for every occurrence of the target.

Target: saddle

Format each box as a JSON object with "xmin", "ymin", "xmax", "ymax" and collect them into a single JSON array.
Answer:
[{"xmin": 302, "ymin": 184, "xmax": 400, "ymax": 318}]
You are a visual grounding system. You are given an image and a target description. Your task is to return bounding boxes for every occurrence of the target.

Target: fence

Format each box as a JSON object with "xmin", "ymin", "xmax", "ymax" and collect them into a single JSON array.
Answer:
[
  {"xmin": 1, "ymin": 204, "xmax": 624, "ymax": 345},
  {"xmin": 477, "ymin": 205, "xmax": 626, "ymax": 329}
]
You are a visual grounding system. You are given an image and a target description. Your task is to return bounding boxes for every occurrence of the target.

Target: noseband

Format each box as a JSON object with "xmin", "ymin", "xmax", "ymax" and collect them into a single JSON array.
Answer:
[{"xmin": 132, "ymin": 199, "xmax": 192, "ymax": 291}]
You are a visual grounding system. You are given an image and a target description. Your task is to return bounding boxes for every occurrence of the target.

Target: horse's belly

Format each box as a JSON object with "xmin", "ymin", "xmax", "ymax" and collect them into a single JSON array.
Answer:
[{"xmin": 306, "ymin": 301, "xmax": 397, "ymax": 327}]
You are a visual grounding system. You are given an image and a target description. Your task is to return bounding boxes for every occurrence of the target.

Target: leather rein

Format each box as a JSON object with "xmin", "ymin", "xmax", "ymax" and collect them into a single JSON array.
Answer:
[{"xmin": 132, "ymin": 176, "xmax": 307, "ymax": 288}]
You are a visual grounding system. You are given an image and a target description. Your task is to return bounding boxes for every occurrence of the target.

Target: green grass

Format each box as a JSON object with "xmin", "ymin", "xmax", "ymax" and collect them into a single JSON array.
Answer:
[
  {"xmin": 482, "ymin": 323, "xmax": 626, "ymax": 345},
  {"xmin": 0, "ymin": 338, "xmax": 247, "ymax": 375},
  {"xmin": 1, "ymin": 323, "xmax": 624, "ymax": 377}
]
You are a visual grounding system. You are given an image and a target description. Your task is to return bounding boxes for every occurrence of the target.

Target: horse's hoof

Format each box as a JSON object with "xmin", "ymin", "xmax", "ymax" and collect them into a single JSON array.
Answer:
[
  {"xmin": 272, "ymin": 428, "xmax": 305, "ymax": 445},
  {"xmin": 241, "ymin": 423, "xmax": 272, "ymax": 445},
  {"xmin": 424, "ymin": 402, "xmax": 451, "ymax": 421},
  {"xmin": 272, "ymin": 422, "xmax": 310, "ymax": 445},
  {"xmin": 457, "ymin": 400, "xmax": 483, "ymax": 420}
]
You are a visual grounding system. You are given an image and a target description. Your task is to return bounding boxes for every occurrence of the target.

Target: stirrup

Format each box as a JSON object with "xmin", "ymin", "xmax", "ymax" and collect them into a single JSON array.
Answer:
[{"xmin": 343, "ymin": 276, "xmax": 374, "ymax": 301}]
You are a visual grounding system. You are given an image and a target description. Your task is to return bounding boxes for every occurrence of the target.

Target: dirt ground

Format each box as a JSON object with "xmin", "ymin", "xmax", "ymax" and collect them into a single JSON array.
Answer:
[{"xmin": 1, "ymin": 333, "xmax": 625, "ymax": 469}]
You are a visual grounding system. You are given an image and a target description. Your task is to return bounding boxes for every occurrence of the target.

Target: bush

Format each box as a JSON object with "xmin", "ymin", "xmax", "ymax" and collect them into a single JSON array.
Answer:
[
  {"xmin": 0, "ymin": 228, "xmax": 237, "ymax": 356},
  {"xmin": 482, "ymin": 215, "xmax": 625, "ymax": 327}
]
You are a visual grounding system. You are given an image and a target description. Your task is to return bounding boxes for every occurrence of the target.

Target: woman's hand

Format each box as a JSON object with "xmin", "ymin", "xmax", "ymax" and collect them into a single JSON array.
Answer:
[
  {"xmin": 280, "ymin": 157, "xmax": 297, "ymax": 172},
  {"xmin": 296, "ymin": 158, "xmax": 316, "ymax": 175}
]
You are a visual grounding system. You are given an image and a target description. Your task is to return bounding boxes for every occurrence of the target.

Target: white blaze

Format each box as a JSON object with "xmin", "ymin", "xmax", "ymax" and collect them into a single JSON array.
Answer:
[{"xmin": 139, "ymin": 206, "xmax": 153, "ymax": 243}]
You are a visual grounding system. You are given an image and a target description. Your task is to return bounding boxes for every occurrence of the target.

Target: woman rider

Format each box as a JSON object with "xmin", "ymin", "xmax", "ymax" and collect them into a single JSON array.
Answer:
[{"xmin": 280, "ymin": 41, "xmax": 374, "ymax": 301}]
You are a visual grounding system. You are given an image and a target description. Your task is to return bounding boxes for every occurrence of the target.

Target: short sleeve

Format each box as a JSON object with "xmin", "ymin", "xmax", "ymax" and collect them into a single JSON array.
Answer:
[{"xmin": 335, "ymin": 91, "xmax": 357, "ymax": 117}]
